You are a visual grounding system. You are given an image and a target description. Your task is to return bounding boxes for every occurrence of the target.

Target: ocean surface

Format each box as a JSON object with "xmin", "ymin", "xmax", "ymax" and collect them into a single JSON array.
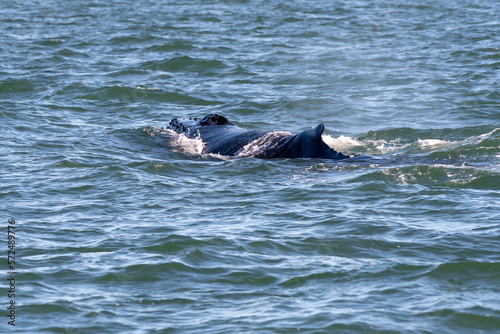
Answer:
[{"xmin": 1, "ymin": 0, "xmax": 499, "ymax": 333}]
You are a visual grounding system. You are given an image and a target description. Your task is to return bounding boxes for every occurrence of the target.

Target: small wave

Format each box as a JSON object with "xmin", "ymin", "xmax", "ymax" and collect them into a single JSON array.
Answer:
[
  {"xmin": 105, "ymin": 69, "xmax": 150, "ymax": 77},
  {"xmin": 215, "ymin": 270, "xmax": 278, "ymax": 285},
  {"xmin": 346, "ymin": 164, "xmax": 496, "ymax": 189},
  {"xmin": 76, "ymin": 85, "xmax": 216, "ymax": 105},
  {"xmin": 428, "ymin": 128, "xmax": 500, "ymax": 163},
  {"xmin": 463, "ymin": 127, "xmax": 500, "ymax": 150},
  {"xmin": 145, "ymin": 41, "xmax": 196, "ymax": 52},
  {"xmin": 443, "ymin": 172, "xmax": 499, "ymax": 189},
  {"xmin": 54, "ymin": 48, "xmax": 89, "ymax": 59},
  {"xmin": 22, "ymin": 301, "xmax": 82, "ymax": 315},
  {"xmin": 349, "ymin": 126, "xmax": 500, "ymax": 157},
  {"xmin": 93, "ymin": 262, "xmax": 200, "ymax": 284},
  {"xmin": 417, "ymin": 138, "xmax": 454, "ymax": 149},
  {"xmin": 429, "ymin": 261, "xmax": 500, "ymax": 285},
  {"xmin": 0, "ymin": 78, "xmax": 40, "ymax": 98},
  {"xmin": 140, "ymin": 56, "xmax": 226, "ymax": 75},
  {"xmin": 279, "ymin": 271, "xmax": 347, "ymax": 288},
  {"xmin": 108, "ymin": 35, "xmax": 159, "ymax": 45}
]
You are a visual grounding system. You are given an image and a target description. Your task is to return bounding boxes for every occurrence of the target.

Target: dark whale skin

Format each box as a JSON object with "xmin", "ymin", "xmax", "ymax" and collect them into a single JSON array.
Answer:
[{"xmin": 167, "ymin": 113, "xmax": 349, "ymax": 160}]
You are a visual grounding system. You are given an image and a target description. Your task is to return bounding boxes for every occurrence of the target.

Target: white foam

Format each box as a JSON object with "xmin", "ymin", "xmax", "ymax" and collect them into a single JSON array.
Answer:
[
  {"xmin": 477, "ymin": 128, "xmax": 500, "ymax": 140},
  {"xmin": 417, "ymin": 139, "xmax": 452, "ymax": 149},
  {"xmin": 323, "ymin": 134, "xmax": 401, "ymax": 155},
  {"xmin": 136, "ymin": 85, "xmax": 161, "ymax": 91},
  {"xmin": 322, "ymin": 134, "xmax": 362, "ymax": 152},
  {"xmin": 160, "ymin": 129, "xmax": 205, "ymax": 156}
]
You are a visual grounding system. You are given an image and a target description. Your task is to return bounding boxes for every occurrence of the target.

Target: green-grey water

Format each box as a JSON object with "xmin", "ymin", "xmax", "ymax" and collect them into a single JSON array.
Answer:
[{"xmin": 1, "ymin": 0, "xmax": 499, "ymax": 333}]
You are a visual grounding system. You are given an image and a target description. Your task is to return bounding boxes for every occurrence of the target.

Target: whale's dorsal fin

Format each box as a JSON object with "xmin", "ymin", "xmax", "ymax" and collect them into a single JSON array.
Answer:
[{"xmin": 315, "ymin": 123, "xmax": 325, "ymax": 138}]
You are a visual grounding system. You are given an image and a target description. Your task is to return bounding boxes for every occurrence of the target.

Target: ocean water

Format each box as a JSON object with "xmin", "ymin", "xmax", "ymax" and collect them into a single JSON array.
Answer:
[{"xmin": 1, "ymin": 0, "xmax": 499, "ymax": 333}]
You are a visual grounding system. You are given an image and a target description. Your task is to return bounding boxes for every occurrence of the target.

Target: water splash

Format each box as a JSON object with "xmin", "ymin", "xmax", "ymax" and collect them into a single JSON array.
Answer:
[
  {"xmin": 170, "ymin": 130, "xmax": 205, "ymax": 156},
  {"xmin": 146, "ymin": 126, "xmax": 205, "ymax": 156},
  {"xmin": 322, "ymin": 134, "xmax": 363, "ymax": 153}
]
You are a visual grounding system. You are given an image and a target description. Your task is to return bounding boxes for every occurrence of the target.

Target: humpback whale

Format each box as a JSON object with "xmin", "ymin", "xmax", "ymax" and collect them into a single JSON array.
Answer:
[{"xmin": 167, "ymin": 113, "xmax": 349, "ymax": 160}]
